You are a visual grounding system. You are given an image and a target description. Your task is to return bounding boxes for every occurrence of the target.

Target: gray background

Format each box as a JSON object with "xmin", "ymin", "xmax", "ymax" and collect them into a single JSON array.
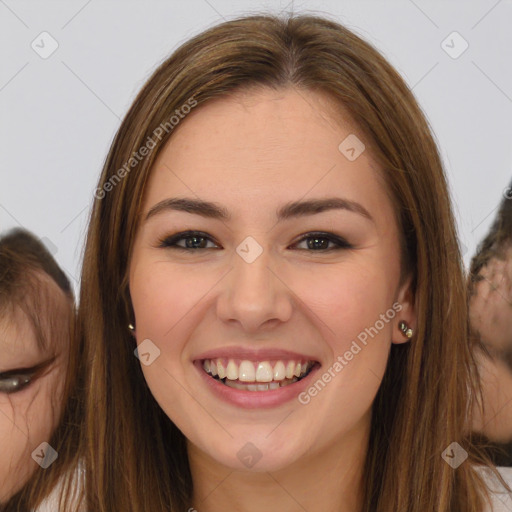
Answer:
[{"xmin": 1, "ymin": 0, "xmax": 511, "ymax": 295}]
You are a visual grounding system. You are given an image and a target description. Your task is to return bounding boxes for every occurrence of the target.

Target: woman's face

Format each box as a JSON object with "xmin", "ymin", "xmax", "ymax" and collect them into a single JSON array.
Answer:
[
  {"xmin": 129, "ymin": 87, "xmax": 415, "ymax": 472},
  {"xmin": 0, "ymin": 276, "xmax": 69, "ymax": 502}
]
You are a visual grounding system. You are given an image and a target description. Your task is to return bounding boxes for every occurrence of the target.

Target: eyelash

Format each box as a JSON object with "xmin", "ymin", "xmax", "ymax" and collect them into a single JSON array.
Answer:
[{"xmin": 157, "ymin": 230, "xmax": 353, "ymax": 252}]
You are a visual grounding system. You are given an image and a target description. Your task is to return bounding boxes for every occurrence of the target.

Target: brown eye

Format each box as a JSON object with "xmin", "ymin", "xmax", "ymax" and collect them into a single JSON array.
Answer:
[
  {"xmin": 158, "ymin": 231, "xmax": 220, "ymax": 251},
  {"xmin": 292, "ymin": 232, "xmax": 353, "ymax": 251},
  {"xmin": 0, "ymin": 373, "xmax": 33, "ymax": 394}
]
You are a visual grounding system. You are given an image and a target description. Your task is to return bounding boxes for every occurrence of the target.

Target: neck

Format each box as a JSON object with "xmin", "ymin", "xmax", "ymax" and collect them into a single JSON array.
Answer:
[{"xmin": 187, "ymin": 413, "xmax": 369, "ymax": 512}]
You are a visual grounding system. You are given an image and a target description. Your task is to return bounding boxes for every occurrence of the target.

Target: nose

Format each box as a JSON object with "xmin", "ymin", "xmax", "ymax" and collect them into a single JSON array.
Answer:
[{"xmin": 216, "ymin": 246, "xmax": 293, "ymax": 333}]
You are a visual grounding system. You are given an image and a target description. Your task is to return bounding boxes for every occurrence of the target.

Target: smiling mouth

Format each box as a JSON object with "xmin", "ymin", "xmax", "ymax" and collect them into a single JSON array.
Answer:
[{"xmin": 201, "ymin": 358, "xmax": 318, "ymax": 391}]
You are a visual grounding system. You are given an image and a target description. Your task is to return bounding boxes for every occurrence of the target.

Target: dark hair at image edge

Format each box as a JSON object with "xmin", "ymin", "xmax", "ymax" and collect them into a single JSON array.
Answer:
[
  {"xmin": 74, "ymin": 12, "xmax": 503, "ymax": 512},
  {"xmin": 469, "ymin": 179, "xmax": 512, "ymax": 287},
  {"xmin": 467, "ymin": 181, "xmax": 512, "ymax": 460}
]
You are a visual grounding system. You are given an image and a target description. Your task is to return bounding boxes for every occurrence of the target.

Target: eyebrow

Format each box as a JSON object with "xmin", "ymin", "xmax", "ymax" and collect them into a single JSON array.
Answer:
[{"xmin": 145, "ymin": 197, "xmax": 374, "ymax": 223}]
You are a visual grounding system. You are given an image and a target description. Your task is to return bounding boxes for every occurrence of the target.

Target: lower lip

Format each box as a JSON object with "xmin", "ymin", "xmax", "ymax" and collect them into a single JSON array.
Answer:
[{"xmin": 194, "ymin": 360, "xmax": 321, "ymax": 409}]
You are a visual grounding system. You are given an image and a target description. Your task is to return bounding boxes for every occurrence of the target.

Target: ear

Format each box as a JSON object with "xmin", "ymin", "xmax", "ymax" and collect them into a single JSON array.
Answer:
[{"xmin": 391, "ymin": 274, "xmax": 416, "ymax": 345}]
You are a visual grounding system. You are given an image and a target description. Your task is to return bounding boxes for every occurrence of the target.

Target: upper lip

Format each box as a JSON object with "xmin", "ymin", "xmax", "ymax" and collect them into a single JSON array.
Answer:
[{"xmin": 194, "ymin": 347, "xmax": 320, "ymax": 362}]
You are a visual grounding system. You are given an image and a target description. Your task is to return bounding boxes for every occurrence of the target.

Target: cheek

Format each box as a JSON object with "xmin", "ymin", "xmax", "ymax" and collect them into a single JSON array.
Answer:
[
  {"xmin": 288, "ymin": 259, "xmax": 398, "ymax": 417},
  {"xmin": 0, "ymin": 418, "xmax": 32, "ymax": 502},
  {"xmin": 286, "ymin": 259, "xmax": 398, "ymax": 351},
  {"xmin": 0, "ymin": 379, "xmax": 60, "ymax": 501},
  {"xmin": 131, "ymin": 261, "xmax": 221, "ymax": 340},
  {"xmin": 130, "ymin": 263, "xmax": 209, "ymax": 406},
  {"xmin": 0, "ymin": 401, "xmax": 31, "ymax": 500}
]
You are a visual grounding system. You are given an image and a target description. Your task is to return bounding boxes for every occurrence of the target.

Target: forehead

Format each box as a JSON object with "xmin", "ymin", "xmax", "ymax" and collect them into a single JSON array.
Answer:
[
  {"xmin": 0, "ymin": 274, "xmax": 70, "ymax": 369},
  {"xmin": 144, "ymin": 87, "xmax": 392, "ymax": 227},
  {"xmin": 0, "ymin": 306, "xmax": 41, "ymax": 368}
]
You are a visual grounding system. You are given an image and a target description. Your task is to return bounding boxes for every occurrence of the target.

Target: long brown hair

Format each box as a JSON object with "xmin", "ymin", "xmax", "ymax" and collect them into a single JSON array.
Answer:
[{"xmin": 77, "ymin": 12, "xmax": 499, "ymax": 511}]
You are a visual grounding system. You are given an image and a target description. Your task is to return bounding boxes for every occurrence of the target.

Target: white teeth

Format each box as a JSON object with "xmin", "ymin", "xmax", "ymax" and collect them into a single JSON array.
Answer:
[
  {"xmin": 202, "ymin": 358, "xmax": 315, "ymax": 388},
  {"xmin": 217, "ymin": 360, "xmax": 226, "ymax": 379},
  {"xmin": 273, "ymin": 361, "xmax": 286, "ymax": 381},
  {"xmin": 226, "ymin": 359, "xmax": 238, "ymax": 380},
  {"xmin": 256, "ymin": 362, "xmax": 273, "ymax": 382},
  {"xmin": 239, "ymin": 360, "xmax": 256, "ymax": 382},
  {"xmin": 285, "ymin": 361, "xmax": 295, "ymax": 379}
]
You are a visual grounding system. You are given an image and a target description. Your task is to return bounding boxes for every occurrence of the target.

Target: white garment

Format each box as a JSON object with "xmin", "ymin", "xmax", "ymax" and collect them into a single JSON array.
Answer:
[
  {"xmin": 33, "ymin": 464, "xmax": 512, "ymax": 511},
  {"xmin": 483, "ymin": 466, "xmax": 512, "ymax": 512},
  {"xmin": 33, "ymin": 460, "xmax": 85, "ymax": 512}
]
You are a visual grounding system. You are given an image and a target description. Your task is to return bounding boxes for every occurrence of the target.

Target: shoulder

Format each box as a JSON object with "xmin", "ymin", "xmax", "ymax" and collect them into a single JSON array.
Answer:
[
  {"xmin": 32, "ymin": 460, "xmax": 86, "ymax": 512},
  {"xmin": 478, "ymin": 465, "xmax": 512, "ymax": 512}
]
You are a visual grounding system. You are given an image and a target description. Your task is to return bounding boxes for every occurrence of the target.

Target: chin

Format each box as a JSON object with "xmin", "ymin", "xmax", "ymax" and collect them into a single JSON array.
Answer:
[{"xmin": 196, "ymin": 431, "xmax": 308, "ymax": 473}]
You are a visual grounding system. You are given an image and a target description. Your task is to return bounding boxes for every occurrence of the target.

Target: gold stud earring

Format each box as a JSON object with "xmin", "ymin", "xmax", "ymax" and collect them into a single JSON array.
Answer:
[
  {"xmin": 399, "ymin": 321, "xmax": 413, "ymax": 339},
  {"xmin": 128, "ymin": 323, "xmax": 135, "ymax": 332}
]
